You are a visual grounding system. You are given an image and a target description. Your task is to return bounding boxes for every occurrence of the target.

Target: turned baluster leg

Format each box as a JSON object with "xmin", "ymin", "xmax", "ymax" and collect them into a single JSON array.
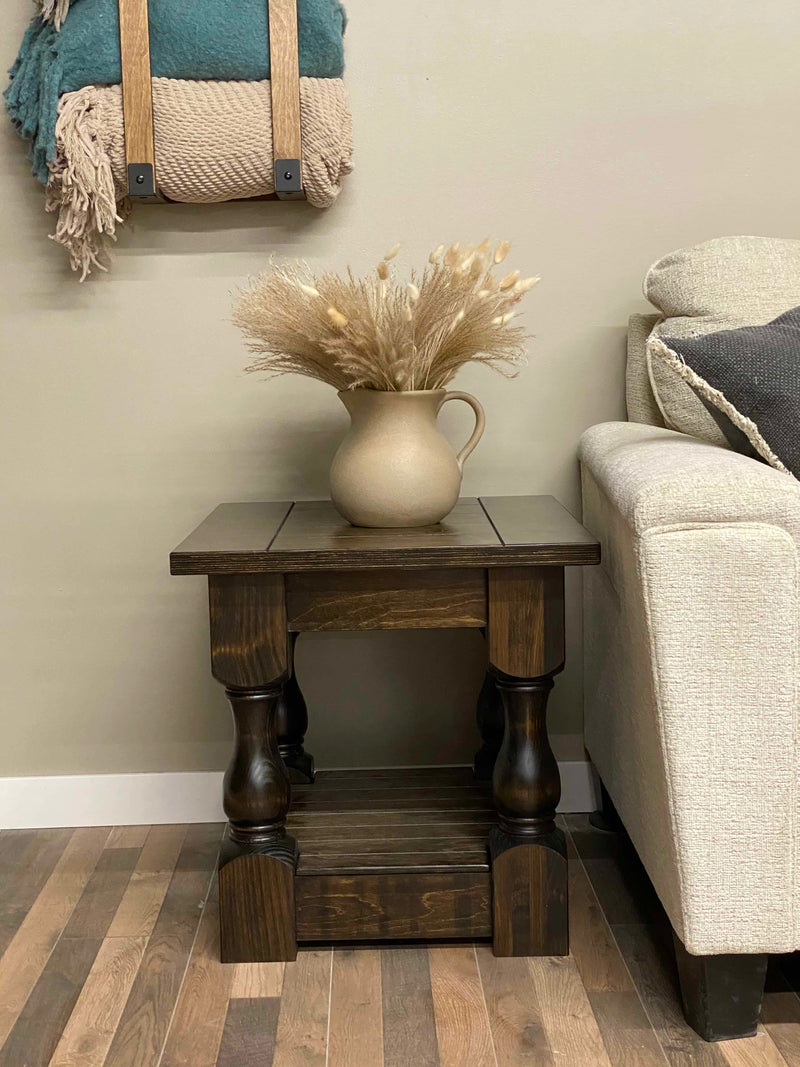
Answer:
[
  {"xmin": 487, "ymin": 566, "xmax": 568, "ymax": 957},
  {"xmin": 275, "ymin": 632, "xmax": 315, "ymax": 783},
  {"xmin": 473, "ymin": 666, "xmax": 504, "ymax": 782},
  {"xmin": 209, "ymin": 573, "xmax": 298, "ymax": 963}
]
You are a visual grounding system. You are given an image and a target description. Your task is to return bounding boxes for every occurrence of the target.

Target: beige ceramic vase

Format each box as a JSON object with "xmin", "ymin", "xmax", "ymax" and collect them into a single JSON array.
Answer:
[{"xmin": 329, "ymin": 389, "xmax": 486, "ymax": 528}]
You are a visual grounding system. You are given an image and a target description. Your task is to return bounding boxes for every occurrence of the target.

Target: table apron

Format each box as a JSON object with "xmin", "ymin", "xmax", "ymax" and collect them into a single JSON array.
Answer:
[{"xmin": 285, "ymin": 567, "xmax": 488, "ymax": 631}]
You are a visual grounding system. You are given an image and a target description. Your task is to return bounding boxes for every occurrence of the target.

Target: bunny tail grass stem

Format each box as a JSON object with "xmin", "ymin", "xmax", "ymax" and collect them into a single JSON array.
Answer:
[{"xmin": 233, "ymin": 241, "xmax": 536, "ymax": 392}]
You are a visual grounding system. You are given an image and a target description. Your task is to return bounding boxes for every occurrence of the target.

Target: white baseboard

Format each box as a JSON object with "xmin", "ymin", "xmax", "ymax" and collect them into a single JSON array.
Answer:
[{"xmin": 0, "ymin": 761, "xmax": 597, "ymax": 829}]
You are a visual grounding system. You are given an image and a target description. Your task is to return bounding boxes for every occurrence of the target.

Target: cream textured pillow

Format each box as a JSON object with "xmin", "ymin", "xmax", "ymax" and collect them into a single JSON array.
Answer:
[{"xmin": 644, "ymin": 236, "xmax": 800, "ymax": 445}]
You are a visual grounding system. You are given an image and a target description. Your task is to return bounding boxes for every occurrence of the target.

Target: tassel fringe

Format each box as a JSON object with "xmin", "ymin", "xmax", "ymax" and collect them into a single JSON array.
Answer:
[
  {"xmin": 45, "ymin": 88, "xmax": 126, "ymax": 281},
  {"xmin": 37, "ymin": 0, "xmax": 71, "ymax": 30}
]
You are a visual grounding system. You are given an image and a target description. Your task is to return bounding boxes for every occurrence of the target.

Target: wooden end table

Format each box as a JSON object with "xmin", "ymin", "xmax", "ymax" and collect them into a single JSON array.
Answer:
[{"xmin": 170, "ymin": 496, "xmax": 600, "ymax": 963}]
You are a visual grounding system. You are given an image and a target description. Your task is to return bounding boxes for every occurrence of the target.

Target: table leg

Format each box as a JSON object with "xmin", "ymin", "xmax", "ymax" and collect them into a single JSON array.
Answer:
[
  {"xmin": 473, "ymin": 670, "xmax": 504, "ymax": 782},
  {"xmin": 209, "ymin": 574, "xmax": 298, "ymax": 963},
  {"xmin": 487, "ymin": 566, "xmax": 568, "ymax": 957},
  {"xmin": 275, "ymin": 633, "xmax": 315, "ymax": 784}
]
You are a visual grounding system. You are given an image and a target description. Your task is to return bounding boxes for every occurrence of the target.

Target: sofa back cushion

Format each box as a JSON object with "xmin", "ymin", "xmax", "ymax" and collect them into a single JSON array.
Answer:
[{"xmin": 643, "ymin": 236, "xmax": 800, "ymax": 444}]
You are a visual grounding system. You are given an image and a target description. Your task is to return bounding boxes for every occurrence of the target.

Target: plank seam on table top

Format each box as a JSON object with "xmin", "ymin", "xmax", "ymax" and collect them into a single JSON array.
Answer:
[
  {"xmin": 477, "ymin": 496, "xmax": 506, "ymax": 546},
  {"xmin": 267, "ymin": 500, "xmax": 295, "ymax": 551},
  {"xmin": 169, "ymin": 495, "xmax": 601, "ymax": 572}
]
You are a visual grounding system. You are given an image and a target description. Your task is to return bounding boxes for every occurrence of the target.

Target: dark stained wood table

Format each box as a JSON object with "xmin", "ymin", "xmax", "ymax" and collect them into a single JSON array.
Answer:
[{"xmin": 171, "ymin": 496, "xmax": 600, "ymax": 963}]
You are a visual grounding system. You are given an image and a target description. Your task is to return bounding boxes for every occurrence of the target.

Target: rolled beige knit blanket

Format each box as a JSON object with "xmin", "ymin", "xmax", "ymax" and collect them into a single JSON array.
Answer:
[{"xmin": 46, "ymin": 77, "xmax": 354, "ymax": 279}]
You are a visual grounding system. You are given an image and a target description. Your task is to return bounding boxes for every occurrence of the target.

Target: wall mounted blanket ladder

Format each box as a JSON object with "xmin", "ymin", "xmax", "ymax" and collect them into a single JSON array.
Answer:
[{"xmin": 117, "ymin": 0, "xmax": 306, "ymax": 201}]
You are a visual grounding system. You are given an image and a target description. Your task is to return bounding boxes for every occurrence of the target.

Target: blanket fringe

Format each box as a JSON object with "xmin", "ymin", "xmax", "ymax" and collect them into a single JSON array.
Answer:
[
  {"xmin": 36, "ymin": 0, "xmax": 70, "ymax": 30},
  {"xmin": 45, "ymin": 88, "xmax": 126, "ymax": 281}
]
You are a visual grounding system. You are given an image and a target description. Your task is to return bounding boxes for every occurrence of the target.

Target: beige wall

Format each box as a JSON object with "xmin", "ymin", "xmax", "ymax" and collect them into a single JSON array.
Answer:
[{"xmin": 2, "ymin": 0, "xmax": 798, "ymax": 776}]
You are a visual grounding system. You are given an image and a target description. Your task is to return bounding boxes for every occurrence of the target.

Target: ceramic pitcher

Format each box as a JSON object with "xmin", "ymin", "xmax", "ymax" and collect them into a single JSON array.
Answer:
[{"xmin": 329, "ymin": 388, "xmax": 485, "ymax": 527}]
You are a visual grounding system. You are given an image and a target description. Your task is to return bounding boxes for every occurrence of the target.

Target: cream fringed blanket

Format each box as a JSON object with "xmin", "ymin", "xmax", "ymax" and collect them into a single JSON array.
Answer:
[{"xmin": 46, "ymin": 77, "xmax": 353, "ymax": 279}]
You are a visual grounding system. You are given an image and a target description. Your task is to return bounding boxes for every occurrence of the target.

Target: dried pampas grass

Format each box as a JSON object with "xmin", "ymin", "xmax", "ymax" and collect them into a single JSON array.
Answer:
[{"xmin": 233, "ymin": 241, "xmax": 538, "ymax": 392}]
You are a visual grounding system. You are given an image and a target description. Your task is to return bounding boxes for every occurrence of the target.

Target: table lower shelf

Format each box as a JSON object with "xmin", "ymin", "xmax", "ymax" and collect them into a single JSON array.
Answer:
[{"xmin": 290, "ymin": 767, "xmax": 494, "ymax": 942}]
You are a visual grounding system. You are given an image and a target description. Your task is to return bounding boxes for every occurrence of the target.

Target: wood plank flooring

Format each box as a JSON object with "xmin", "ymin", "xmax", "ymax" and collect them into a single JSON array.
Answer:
[{"xmin": 0, "ymin": 814, "xmax": 796, "ymax": 1066}]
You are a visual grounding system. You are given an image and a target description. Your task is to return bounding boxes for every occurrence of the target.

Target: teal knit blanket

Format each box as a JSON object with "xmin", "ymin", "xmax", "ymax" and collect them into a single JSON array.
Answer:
[{"xmin": 5, "ymin": 0, "xmax": 346, "ymax": 184}]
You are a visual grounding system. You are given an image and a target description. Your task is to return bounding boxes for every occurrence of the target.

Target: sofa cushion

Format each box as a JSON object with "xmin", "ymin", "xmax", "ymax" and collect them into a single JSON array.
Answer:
[
  {"xmin": 649, "ymin": 308, "xmax": 800, "ymax": 477},
  {"xmin": 644, "ymin": 236, "xmax": 800, "ymax": 445}
]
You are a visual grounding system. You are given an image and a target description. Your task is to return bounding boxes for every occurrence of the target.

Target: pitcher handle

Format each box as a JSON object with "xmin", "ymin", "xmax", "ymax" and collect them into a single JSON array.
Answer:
[{"xmin": 440, "ymin": 391, "xmax": 486, "ymax": 471}]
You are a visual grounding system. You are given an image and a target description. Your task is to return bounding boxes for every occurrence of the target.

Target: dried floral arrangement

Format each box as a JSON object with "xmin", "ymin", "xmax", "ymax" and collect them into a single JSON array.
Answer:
[{"xmin": 233, "ymin": 241, "xmax": 539, "ymax": 391}]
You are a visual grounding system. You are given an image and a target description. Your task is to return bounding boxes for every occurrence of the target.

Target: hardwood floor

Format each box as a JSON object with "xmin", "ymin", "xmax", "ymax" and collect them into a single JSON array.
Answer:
[{"xmin": 0, "ymin": 814, "xmax": 796, "ymax": 1066}]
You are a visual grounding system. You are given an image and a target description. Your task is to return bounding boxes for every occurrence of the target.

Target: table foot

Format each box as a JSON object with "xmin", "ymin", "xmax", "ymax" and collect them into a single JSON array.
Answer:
[
  {"xmin": 489, "ymin": 826, "xmax": 568, "ymax": 956},
  {"xmin": 219, "ymin": 830, "xmax": 298, "ymax": 963}
]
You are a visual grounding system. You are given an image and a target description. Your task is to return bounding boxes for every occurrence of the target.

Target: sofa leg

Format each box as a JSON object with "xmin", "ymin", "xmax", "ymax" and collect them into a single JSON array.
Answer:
[
  {"xmin": 589, "ymin": 780, "xmax": 623, "ymax": 833},
  {"xmin": 672, "ymin": 932, "xmax": 768, "ymax": 1041}
]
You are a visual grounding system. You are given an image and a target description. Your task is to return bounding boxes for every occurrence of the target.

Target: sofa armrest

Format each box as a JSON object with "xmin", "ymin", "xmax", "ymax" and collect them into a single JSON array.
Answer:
[
  {"xmin": 580, "ymin": 421, "xmax": 800, "ymax": 955},
  {"xmin": 579, "ymin": 421, "xmax": 800, "ymax": 541}
]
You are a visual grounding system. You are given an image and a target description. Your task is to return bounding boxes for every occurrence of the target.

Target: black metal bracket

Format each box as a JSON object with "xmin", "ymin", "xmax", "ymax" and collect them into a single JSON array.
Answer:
[
  {"xmin": 127, "ymin": 163, "xmax": 158, "ymax": 199},
  {"xmin": 274, "ymin": 159, "xmax": 306, "ymax": 201}
]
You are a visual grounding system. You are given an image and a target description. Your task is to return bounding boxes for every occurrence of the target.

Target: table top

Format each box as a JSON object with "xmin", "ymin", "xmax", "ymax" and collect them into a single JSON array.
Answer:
[{"xmin": 170, "ymin": 496, "xmax": 600, "ymax": 575}]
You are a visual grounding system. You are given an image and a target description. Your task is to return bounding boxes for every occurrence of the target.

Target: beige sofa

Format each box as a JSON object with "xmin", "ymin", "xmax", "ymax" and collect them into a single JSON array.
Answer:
[{"xmin": 579, "ymin": 304, "xmax": 800, "ymax": 1040}]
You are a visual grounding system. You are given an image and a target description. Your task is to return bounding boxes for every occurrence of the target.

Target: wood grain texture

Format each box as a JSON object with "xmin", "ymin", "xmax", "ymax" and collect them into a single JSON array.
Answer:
[
  {"xmin": 231, "ymin": 961, "xmax": 286, "ymax": 999},
  {"xmin": 428, "ymin": 945, "xmax": 495, "ymax": 1067},
  {"xmin": 381, "ymin": 947, "xmax": 440, "ymax": 1067},
  {"xmin": 0, "ymin": 822, "xmax": 796, "ymax": 1064},
  {"xmin": 586, "ymin": 990, "xmax": 669, "ymax": 1067},
  {"xmin": 0, "ymin": 827, "xmax": 72, "ymax": 958},
  {"xmin": 62, "ymin": 846, "xmax": 139, "ymax": 938},
  {"xmin": 328, "ymin": 948, "xmax": 383, "ymax": 1067},
  {"xmin": 0, "ymin": 934, "xmax": 101, "ymax": 1067},
  {"xmin": 491, "ymin": 839, "xmax": 568, "ymax": 957},
  {"xmin": 209, "ymin": 573, "xmax": 288, "ymax": 688},
  {"xmin": 49, "ymin": 936, "xmax": 148, "ymax": 1067},
  {"xmin": 567, "ymin": 832, "xmax": 635, "ymax": 994},
  {"xmin": 285, "ymin": 568, "xmax": 487, "ymax": 630},
  {"xmin": 107, "ymin": 823, "xmax": 187, "ymax": 934},
  {"xmin": 219, "ymin": 853, "xmax": 297, "ymax": 964},
  {"xmin": 107, "ymin": 824, "xmax": 186, "ymax": 937},
  {"xmin": 221, "ymin": 687, "xmax": 294, "ymax": 838},
  {"xmin": 488, "ymin": 565, "xmax": 565, "ymax": 677},
  {"xmin": 611, "ymin": 923, "xmax": 730, "ymax": 1066},
  {"xmin": 268, "ymin": 0, "xmax": 303, "ymax": 163},
  {"xmin": 480, "ymin": 494, "xmax": 600, "ymax": 553},
  {"xmin": 573, "ymin": 813, "xmax": 732, "ymax": 1065},
  {"xmin": 566, "ymin": 833, "xmax": 668, "ymax": 1065},
  {"xmin": 160, "ymin": 900, "xmax": 232, "ymax": 1067},
  {"xmin": 170, "ymin": 502, "xmax": 293, "ymax": 573},
  {"xmin": 527, "ymin": 956, "xmax": 612, "ymax": 1067},
  {"xmin": 273, "ymin": 948, "xmax": 332, "ymax": 1067},
  {"xmin": 762, "ymin": 992, "xmax": 800, "ymax": 1065},
  {"xmin": 720, "ymin": 1026, "xmax": 789, "ymax": 1067},
  {"xmin": 118, "ymin": 0, "xmax": 156, "ymax": 168},
  {"xmin": 103, "ymin": 823, "xmax": 223, "ymax": 1067},
  {"xmin": 135, "ymin": 823, "xmax": 189, "ymax": 871},
  {"xmin": 217, "ymin": 996, "xmax": 282, "ymax": 1067},
  {"xmin": 105, "ymin": 825, "xmax": 150, "ymax": 848},
  {"xmin": 0, "ymin": 825, "xmax": 108, "ymax": 1047},
  {"xmin": 272, "ymin": 497, "xmax": 497, "ymax": 561},
  {"xmin": 171, "ymin": 496, "xmax": 600, "ymax": 574},
  {"xmin": 490, "ymin": 676, "xmax": 561, "ymax": 839},
  {"xmin": 296, "ymin": 871, "xmax": 492, "ymax": 941},
  {"xmin": 475, "ymin": 945, "xmax": 554, "ymax": 1066},
  {"xmin": 107, "ymin": 871, "xmax": 173, "ymax": 938}
]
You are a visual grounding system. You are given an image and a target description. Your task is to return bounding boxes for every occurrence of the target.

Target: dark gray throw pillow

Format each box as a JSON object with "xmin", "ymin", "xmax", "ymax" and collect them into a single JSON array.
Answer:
[{"xmin": 649, "ymin": 306, "xmax": 800, "ymax": 478}]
